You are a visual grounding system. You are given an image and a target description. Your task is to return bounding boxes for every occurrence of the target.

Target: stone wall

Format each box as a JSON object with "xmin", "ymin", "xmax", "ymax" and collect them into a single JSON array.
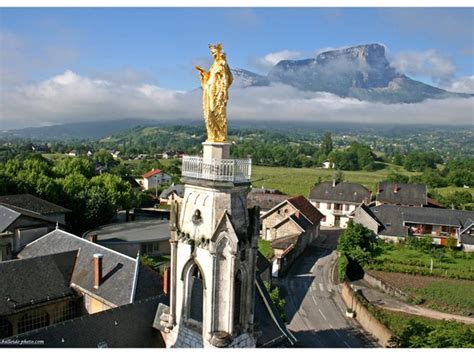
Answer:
[
  {"xmin": 363, "ymin": 271, "xmax": 411, "ymax": 302},
  {"xmin": 228, "ymin": 332, "xmax": 255, "ymax": 348},
  {"xmin": 340, "ymin": 282, "xmax": 394, "ymax": 348},
  {"xmin": 169, "ymin": 325, "xmax": 203, "ymax": 348}
]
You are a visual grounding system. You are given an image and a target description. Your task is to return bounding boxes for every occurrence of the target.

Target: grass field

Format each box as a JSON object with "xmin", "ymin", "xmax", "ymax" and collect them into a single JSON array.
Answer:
[
  {"xmin": 258, "ymin": 239, "xmax": 274, "ymax": 260},
  {"xmin": 251, "ymin": 165, "xmax": 474, "ymax": 198},
  {"xmin": 369, "ymin": 271, "xmax": 474, "ymax": 316},
  {"xmin": 369, "ymin": 244, "xmax": 474, "ymax": 280},
  {"xmin": 251, "ymin": 164, "xmax": 419, "ymax": 197}
]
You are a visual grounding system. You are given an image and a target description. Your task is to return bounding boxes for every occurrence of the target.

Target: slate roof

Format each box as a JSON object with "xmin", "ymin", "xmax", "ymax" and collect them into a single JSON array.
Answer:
[
  {"xmin": 368, "ymin": 205, "xmax": 474, "ymax": 238},
  {"xmin": 87, "ymin": 219, "xmax": 170, "ymax": 243},
  {"xmin": 9, "ymin": 295, "xmax": 166, "ymax": 348},
  {"xmin": 376, "ymin": 182, "xmax": 427, "ymax": 206},
  {"xmin": 287, "ymin": 196, "xmax": 324, "ymax": 225},
  {"xmin": 18, "ymin": 229, "xmax": 163, "ymax": 307},
  {"xmin": 271, "ymin": 234, "xmax": 300, "ymax": 250},
  {"xmin": 159, "ymin": 184, "xmax": 185, "ymax": 199},
  {"xmin": 122, "ymin": 175, "xmax": 141, "ymax": 189},
  {"xmin": 309, "ymin": 181, "xmax": 371, "ymax": 204},
  {"xmin": 0, "ymin": 194, "xmax": 70, "ymax": 215},
  {"xmin": 247, "ymin": 190, "xmax": 290, "ymax": 211},
  {"xmin": 0, "ymin": 251, "xmax": 77, "ymax": 316},
  {"xmin": 0, "ymin": 205, "xmax": 21, "ymax": 232}
]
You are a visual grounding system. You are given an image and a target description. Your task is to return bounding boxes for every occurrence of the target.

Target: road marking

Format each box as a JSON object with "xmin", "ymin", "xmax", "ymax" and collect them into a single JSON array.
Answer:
[
  {"xmin": 318, "ymin": 308, "xmax": 327, "ymax": 321},
  {"xmin": 343, "ymin": 340, "xmax": 351, "ymax": 348},
  {"xmin": 311, "ymin": 295, "xmax": 318, "ymax": 306},
  {"xmin": 319, "ymin": 283, "xmax": 325, "ymax": 291}
]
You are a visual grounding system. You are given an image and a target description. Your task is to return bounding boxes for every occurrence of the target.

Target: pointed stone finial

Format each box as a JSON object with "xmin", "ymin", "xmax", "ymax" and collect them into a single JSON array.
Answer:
[{"xmin": 56, "ymin": 221, "xmax": 59, "ymax": 230}]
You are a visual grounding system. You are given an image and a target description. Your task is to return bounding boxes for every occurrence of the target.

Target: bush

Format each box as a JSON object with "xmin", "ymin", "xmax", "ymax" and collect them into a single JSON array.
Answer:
[
  {"xmin": 264, "ymin": 281, "xmax": 287, "ymax": 322},
  {"xmin": 338, "ymin": 254, "xmax": 349, "ymax": 282}
]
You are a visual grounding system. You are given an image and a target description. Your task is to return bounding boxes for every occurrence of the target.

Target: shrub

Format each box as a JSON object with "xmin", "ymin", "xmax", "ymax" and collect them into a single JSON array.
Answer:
[{"xmin": 338, "ymin": 254, "xmax": 349, "ymax": 282}]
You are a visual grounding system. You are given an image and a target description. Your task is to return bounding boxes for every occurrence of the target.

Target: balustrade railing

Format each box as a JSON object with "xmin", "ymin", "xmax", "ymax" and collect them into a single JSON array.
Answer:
[{"xmin": 181, "ymin": 156, "xmax": 252, "ymax": 182}]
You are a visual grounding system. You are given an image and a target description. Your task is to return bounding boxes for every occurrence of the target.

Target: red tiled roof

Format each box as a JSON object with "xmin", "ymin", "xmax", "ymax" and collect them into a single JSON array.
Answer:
[
  {"xmin": 287, "ymin": 195, "xmax": 324, "ymax": 225},
  {"xmin": 143, "ymin": 169, "xmax": 162, "ymax": 179}
]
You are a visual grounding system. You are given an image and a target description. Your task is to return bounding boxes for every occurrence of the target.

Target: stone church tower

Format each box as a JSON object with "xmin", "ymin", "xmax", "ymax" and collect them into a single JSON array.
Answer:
[{"xmin": 160, "ymin": 141, "xmax": 259, "ymax": 348}]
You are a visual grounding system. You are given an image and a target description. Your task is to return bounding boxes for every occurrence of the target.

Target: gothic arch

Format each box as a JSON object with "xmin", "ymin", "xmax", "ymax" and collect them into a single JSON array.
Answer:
[
  {"xmin": 180, "ymin": 257, "xmax": 207, "ymax": 290},
  {"xmin": 181, "ymin": 258, "xmax": 206, "ymax": 325}
]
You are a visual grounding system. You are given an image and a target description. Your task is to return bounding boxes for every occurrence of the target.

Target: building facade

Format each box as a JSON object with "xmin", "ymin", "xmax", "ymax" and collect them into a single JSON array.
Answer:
[
  {"xmin": 159, "ymin": 142, "xmax": 258, "ymax": 348},
  {"xmin": 308, "ymin": 181, "xmax": 371, "ymax": 228}
]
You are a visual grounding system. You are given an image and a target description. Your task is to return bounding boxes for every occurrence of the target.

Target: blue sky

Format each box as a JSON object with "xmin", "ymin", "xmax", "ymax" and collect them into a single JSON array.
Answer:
[{"xmin": 0, "ymin": 7, "xmax": 473, "ymax": 128}]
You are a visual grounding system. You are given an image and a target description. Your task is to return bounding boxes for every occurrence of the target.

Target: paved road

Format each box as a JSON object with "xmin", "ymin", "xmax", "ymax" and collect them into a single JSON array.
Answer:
[{"xmin": 279, "ymin": 229, "xmax": 374, "ymax": 348}]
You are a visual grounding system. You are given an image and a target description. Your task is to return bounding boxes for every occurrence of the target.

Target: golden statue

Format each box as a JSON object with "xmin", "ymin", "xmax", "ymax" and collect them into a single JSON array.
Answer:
[{"xmin": 195, "ymin": 43, "xmax": 233, "ymax": 143}]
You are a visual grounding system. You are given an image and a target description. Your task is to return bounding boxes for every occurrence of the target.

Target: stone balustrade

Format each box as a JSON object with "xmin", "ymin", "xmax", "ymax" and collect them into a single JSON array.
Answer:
[{"xmin": 181, "ymin": 156, "xmax": 252, "ymax": 183}]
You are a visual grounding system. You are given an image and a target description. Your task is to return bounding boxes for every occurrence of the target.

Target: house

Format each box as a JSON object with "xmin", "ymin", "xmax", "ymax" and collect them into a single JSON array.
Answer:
[
  {"xmin": 162, "ymin": 151, "xmax": 175, "ymax": 159},
  {"xmin": 354, "ymin": 203, "xmax": 474, "ymax": 250},
  {"xmin": 375, "ymin": 182, "xmax": 427, "ymax": 207},
  {"xmin": 0, "ymin": 251, "xmax": 82, "ymax": 339},
  {"xmin": 31, "ymin": 144, "xmax": 50, "ymax": 153},
  {"xmin": 87, "ymin": 150, "xmax": 94, "ymax": 157},
  {"xmin": 17, "ymin": 229, "xmax": 163, "ymax": 317},
  {"xmin": 261, "ymin": 196, "xmax": 324, "ymax": 276},
  {"xmin": 162, "ymin": 151, "xmax": 185, "ymax": 160},
  {"xmin": 0, "ymin": 195, "xmax": 70, "ymax": 260},
  {"xmin": 308, "ymin": 180, "xmax": 371, "ymax": 228},
  {"xmin": 322, "ymin": 160, "xmax": 334, "ymax": 169},
  {"xmin": 111, "ymin": 150, "xmax": 121, "ymax": 159},
  {"xmin": 85, "ymin": 219, "xmax": 171, "ymax": 258},
  {"xmin": 142, "ymin": 169, "xmax": 172, "ymax": 190},
  {"xmin": 0, "ymin": 194, "xmax": 70, "ymax": 225},
  {"xmin": 8, "ymin": 295, "xmax": 167, "ymax": 347},
  {"xmin": 159, "ymin": 184, "xmax": 185, "ymax": 205},
  {"xmin": 247, "ymin": 188, "xmax": 290, "ymax": 214},
  {"xmin": 67, "ymin": 149, "xmax": 77, "ymax": 157}
]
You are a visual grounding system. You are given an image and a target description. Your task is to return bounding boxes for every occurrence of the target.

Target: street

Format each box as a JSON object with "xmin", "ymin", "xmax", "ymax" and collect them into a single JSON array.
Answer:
[{"xmin": 279, "ymin": 229, "xmax": 374, "ymax": 348}]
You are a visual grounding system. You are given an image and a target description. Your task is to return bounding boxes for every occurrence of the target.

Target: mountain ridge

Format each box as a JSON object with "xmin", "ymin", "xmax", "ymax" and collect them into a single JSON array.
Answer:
[{"xmin": 232, "ymin": 43, "xmax": 471, "ymax": 103}]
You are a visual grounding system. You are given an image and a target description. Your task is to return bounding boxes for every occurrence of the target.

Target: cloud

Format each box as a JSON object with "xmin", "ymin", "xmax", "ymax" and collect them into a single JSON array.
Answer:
[
  {"xmin": 440, "ymin": 75, "xmax": 474, "ymax": 94},
  {"xmin": 391, "ymin": 49, "xmax": 456, "ymax": 84},
  {"xmin": 253, "ymin": 50, "xmax": 303, "ymax": 72},
  {"xmin": 1, "ymin": 70, "xmax": 472, "ymax": 129},
  {"xmin": 0, "ymin": 30, "xmax": 79, "ymax": 87}
]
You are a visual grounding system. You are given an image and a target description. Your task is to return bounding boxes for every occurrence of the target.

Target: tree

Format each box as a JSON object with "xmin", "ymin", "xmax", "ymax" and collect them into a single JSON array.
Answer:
[
  {"xmin": 337, "ymin": 221, "xmax": 378, "ymax": 266},
  {"xmin": 321, "ymin": 132, "xmax": 333, "ymax": 157},
  {"xmin": 385, "ymin": 172, "xmax": 409, "ymax": 184},
  {"xmin": 54, "ymin": 157, "xmax": 95, "ymax": 179},
  {"xmin": 334, "ymin": 170, "xmax": 345, "ymax": 183}
]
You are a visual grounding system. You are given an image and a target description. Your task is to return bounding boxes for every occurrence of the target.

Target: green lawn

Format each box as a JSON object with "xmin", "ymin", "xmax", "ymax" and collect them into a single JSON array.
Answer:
[
  {"xmin": 434, "ymin": 186, "xmax": 474, "ymax": 198},
  {"xmin": 405, "ymin": 281, "xmax": 474, "ymax": 316},
  {"xmin": 369, "ymin": 244, "xmax": 474, "ymax": 280},
  {"xmin": 258, "ymin": 239, "xmax": 274, "ymax": 260},
  {"xmin": 251, "ymin": 164, "xmax": 419, "ymax": 197}
]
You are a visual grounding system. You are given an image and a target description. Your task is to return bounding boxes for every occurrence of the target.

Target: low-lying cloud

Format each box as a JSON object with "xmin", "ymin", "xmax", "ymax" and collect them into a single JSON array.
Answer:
[{"xmin": 1, "ymin": 70, "xmax": 473, "ymax": 129}]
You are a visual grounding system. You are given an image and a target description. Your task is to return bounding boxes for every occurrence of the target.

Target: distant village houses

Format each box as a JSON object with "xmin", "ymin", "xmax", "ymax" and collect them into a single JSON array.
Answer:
[{"xmin": 141, "ymin": 169, "xmax": 172, "ymax": 191}]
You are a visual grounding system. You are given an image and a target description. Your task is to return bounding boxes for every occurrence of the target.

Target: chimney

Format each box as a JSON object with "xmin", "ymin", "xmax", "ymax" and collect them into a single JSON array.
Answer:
[
  {"xmin": 93, "ymin": 253, "xmax": 103, "ymax": 289},
  {"xmin": 87, "ymin": 234, "xmax": 98, "ymax": 243},
  {"xmin": 332, "ymin": 179, "xmax": 336, "ymax": 187},
  {"xmin": 295, "ymin": 210, "xmax": 300, "ymax": 218},
  {"xmin": 163, "ymin": 267, "xmax": 170, "ymax": 295},
  {"xmin": 393, "ymin": 184, "xmax": 398, "ymax": 193}
]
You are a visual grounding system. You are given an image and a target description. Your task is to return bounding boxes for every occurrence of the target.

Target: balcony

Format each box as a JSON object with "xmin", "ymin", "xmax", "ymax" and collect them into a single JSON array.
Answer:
[{"xmin": 181, "ymin": 155, "xmax": 252, "ymax": 183}]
